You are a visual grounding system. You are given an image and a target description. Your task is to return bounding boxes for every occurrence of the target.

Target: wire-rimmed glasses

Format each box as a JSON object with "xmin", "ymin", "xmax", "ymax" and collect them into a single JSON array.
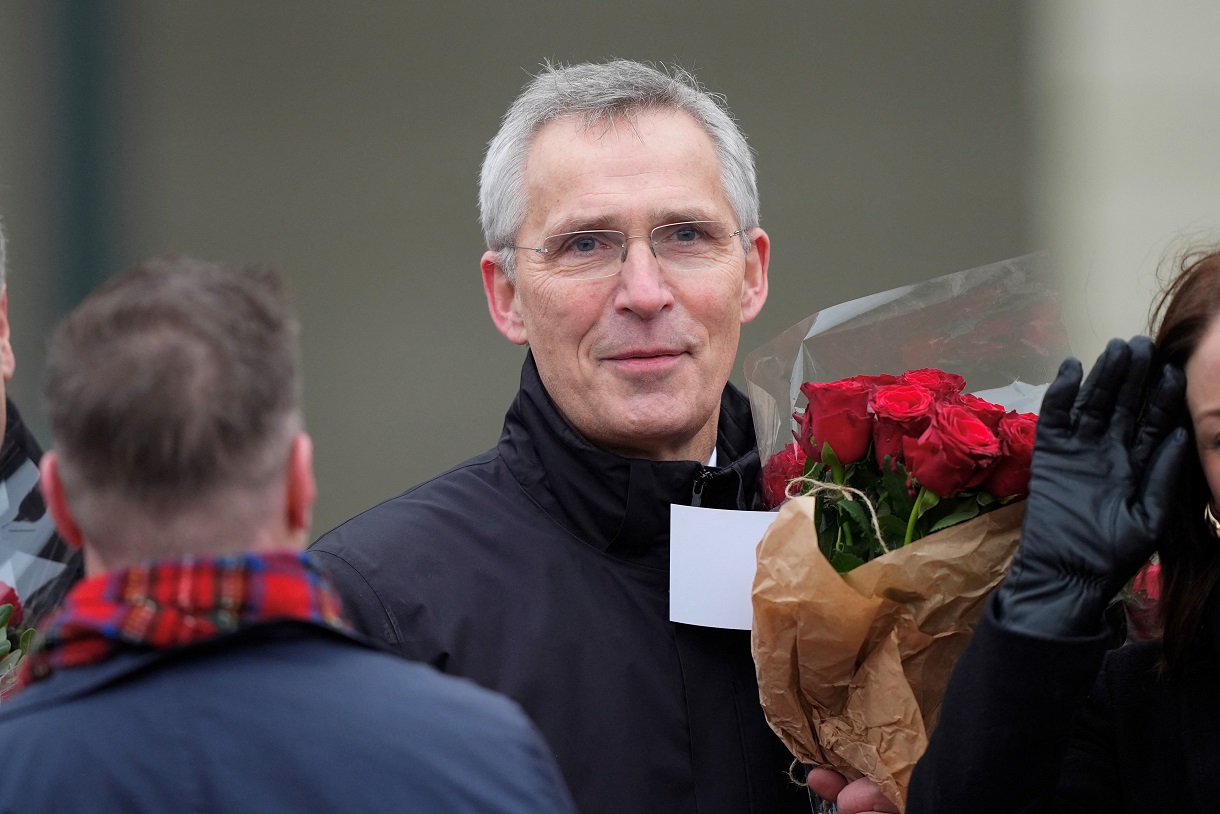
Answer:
[{"xmin": 506, "ymin": 221, "xmax": 748, "ymax": 280}]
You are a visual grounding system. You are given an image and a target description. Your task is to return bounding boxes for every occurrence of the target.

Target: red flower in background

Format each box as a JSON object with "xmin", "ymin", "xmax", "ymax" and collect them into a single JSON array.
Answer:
[
  {"xmin": 903, "ymin": 403, "xmax": 1000, "ymax": 496},
  {"xmin": 982, "ymin": 411, "xmax": 1038, "ymax": 499},
  {"xmin": 761, "ymin": 442, "xmax": 807, "ymax": 508},
  {"xmin": 899, "ymin": 368, "xmax": 966, "ymax": 397},
  {"xmin": 869, "ymin": 384, "xmax": 936, "ymax": 467},
  {"xmin": 0, "ymin": 580, "xmax": 23, "ymax": 630},
  {"xmin": 795, "ymin": 379, "xmax": 874, "ymax": 465}
]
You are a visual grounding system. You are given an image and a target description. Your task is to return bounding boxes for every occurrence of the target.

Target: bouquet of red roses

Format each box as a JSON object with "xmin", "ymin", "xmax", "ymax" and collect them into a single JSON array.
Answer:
[
  {"xmin": 0, "ymin": 580, "xmax": 34, "ymax": 698},
  {"xmin": 762, "ymin": 367, "xmax": 1037, "ymax": 571},
  {"xmin": 745, "ymin": 255, "xmax": 1071, "ymax": 811}
]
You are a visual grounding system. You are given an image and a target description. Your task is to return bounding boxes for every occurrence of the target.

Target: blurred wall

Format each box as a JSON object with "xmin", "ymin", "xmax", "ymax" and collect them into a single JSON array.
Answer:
[
  {"xmin": 1029, "ymin": 0, "xmax": 1220, "ymax": 361},
  {"xmin": 0, "ymin": 1, "xmax": 1031, "ymax": 536}
]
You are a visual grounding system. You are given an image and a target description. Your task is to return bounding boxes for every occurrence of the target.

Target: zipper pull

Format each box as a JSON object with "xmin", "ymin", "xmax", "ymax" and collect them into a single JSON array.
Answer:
[{"xmin": 690, "ymin": 466, "xmax": 716, "ymax": 508}]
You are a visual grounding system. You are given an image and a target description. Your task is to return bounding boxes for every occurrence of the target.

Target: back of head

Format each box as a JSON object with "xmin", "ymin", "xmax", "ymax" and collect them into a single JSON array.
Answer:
[
  {"xmin": 1151, "ymin": 247, "xmax": 1220, "ymax": 669},
  {"xmin": 44, "ymin": 257, "xmax": 302, "ymax": 556},
  {"xmin": 479, "ymin": 60, "xmax": 759, "ymax": 278}
]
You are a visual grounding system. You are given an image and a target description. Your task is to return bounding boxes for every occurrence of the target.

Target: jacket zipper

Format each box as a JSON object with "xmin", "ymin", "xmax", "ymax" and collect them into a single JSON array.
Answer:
[{"xmin": 690, "ymin": 466, "xmax": 717, "ymax": 508}]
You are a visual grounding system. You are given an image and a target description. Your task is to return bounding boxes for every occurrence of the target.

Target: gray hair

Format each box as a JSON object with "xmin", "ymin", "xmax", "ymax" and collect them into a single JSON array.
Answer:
[{"xmin": 479, "ymin": 60, "xmax": 760, "ymax": 280}]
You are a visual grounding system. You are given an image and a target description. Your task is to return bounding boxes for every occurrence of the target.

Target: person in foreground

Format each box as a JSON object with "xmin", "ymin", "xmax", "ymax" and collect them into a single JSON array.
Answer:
[
  {"xmin": 311, "ymin": 60, "xmax": 810, "ymax": 813},
  {"xmin": 0, "ymin": 257, "xmax": 575, "ymax": 813},
  {"xmin": 815, "ymin": 251, "xmax": 1220, "ymax": 814}
]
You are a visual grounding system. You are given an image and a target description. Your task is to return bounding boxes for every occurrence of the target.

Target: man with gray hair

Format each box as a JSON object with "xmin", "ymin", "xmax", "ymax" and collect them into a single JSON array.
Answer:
[
  {"xmin": 313, "ymin": 61, "xmax": 809, "ymax": 812},
  {"xmin": 0, "ymin": 257, "xmax": 576, "ymax": 813}
]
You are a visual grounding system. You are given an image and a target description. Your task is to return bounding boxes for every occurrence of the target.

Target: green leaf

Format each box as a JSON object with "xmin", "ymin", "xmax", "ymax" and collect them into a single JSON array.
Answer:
[
  {"xmin": 837, "ymin": 496, "xmax": 868, "ymax": 529},
  {"xmin": 879, "ymin": 463, "xmax": 915, "ymax": 518},
  {"xmin": 19, "ymin": 628, "xmax": 35, "ymax": 654},
  {"xmin": 877, "ymin": 514, "xmax": 909, "ymax": 549},
  {"xmin": 917, "ymin": 490, "xmax": 940, "ymax": 517},
  {"xmin": 0, "ymin": 604, "xmax": 12, "ymax": 630},
  {"xmin": 830, "ymin": 550, "xmax": 866, "ymax": 573},
  {"xmin": 977, "ymin": 491, "xmax": 998, "ymax": 507},
  {"xmin": 0, "ymin": 650, "xmax": 20, "ymax": 676},
  {"xmin": 0, "ymin": 638, "xmax": 9, "ymax": 659},
  {"xmin": 929, "ymin": 501, "xmax": 982, "ymax": 532}
]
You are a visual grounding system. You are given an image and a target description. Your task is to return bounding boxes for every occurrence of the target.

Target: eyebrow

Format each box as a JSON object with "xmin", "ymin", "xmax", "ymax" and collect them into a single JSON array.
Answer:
[{"xmin": 545, "ymin": 209, "xmax": 723, "ymax": 236}]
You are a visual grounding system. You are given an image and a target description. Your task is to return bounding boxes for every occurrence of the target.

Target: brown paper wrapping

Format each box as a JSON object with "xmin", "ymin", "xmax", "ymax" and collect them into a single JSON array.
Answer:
[{"xmin": 751, "ymin": 496, "xmax": 1024, "ymax": 811}]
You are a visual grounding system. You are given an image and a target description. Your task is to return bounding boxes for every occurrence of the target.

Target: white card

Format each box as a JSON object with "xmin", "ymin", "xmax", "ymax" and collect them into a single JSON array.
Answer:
[{"xmin": 669, "ymin": 504, "xmax": 778, "ymax": 630}]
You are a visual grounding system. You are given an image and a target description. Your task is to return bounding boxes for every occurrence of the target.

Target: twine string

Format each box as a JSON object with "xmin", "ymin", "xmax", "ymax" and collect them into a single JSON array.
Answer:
[{"xmin": 784, "ymin": 476, "xmax": 890, "ymax": 554}]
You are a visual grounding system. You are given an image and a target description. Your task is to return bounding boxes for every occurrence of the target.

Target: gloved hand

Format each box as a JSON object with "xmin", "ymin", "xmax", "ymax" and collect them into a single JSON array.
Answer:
[{"xmin": 996, "ymin": 336, "xmax": 1189, "ymax": 638}]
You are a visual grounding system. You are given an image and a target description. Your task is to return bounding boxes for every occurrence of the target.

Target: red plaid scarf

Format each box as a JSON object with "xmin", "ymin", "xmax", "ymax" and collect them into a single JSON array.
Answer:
[{"xmin": 16, "ymin": 550, "xmax": 351, "ymax": 690}]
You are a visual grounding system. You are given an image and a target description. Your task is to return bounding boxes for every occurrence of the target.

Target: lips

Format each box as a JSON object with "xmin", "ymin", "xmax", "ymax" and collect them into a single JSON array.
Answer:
[{"xmin": 605, "ymin": 347, "xmax": 684, "ymax": 361}]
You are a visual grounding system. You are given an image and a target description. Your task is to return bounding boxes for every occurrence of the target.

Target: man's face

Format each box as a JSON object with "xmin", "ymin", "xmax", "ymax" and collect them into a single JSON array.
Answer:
[{"xmin": 482, "ymin": 110, "xmax": 769, "ymax": 461}]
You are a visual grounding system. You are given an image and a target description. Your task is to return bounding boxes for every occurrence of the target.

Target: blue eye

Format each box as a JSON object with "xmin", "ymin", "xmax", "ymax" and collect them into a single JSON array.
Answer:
[
  {"xmin": 571, "ymin": 235, "xmax": 603, "ymax": 253},
  {"xmin": 671, "ymin": 225, "xmax": 704, "ymax": 243}
]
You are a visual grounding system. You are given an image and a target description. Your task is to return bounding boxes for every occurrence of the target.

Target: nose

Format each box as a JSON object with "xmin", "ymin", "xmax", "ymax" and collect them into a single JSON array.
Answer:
[{"xmin": 613, "ymin": 237, "xmax": 673, "ymax": 318}]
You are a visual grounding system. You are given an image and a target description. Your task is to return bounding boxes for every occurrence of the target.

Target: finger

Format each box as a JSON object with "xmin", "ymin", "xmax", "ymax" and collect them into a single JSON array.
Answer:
[
  {"xmin": 1133, "ymin": 426, "xmax": 1190, "ymax": 539},
  {"xmin": 806, "ymin": 768, "xmax": 848, "ymax": 801},
  {"xmin": 837, "ymin": 778, "xmax": 901, "ymax": 814},
  {"xmin": 1035, "ymin": 356, "xmax": 1083, "ymax": 436},
  {"xmin": 1075, "ymin": 339, "xmax": 1132, "ymax": 438},
  {"xmin": 1130, "ymin": 364, "xmax": 1187, "ymax": 472},
  {"xmin": 1107, "ymin": 336, "xmax": 1154, "ymax": 444}
]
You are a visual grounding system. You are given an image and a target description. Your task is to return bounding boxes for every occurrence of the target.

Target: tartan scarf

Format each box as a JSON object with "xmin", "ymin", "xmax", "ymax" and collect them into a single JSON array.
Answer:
[{"xmin": 17, "ymin": 550, "xmax": 351, "ymax": 689}]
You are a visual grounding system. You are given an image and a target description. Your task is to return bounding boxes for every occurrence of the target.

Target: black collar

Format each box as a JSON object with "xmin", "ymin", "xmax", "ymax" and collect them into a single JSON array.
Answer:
[{"xmin": 497, "ymin": 353, "xmax": 762, "ymax": 567}]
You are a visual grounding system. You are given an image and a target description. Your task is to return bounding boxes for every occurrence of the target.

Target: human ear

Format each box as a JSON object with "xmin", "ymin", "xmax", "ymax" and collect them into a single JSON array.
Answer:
[
  {"xmin": 285, "ymin": 432, "xmax": 317, "ymax": 535},
  {"xmin": 39, "ymin": 453, "xmax": 84, "ymax": 550},
  {"xmin": 739, "ymin": 228, "xmax": 770, "ymax": 324},
  {"xmin": 481, "ymin": 251, "xmax": 528, "ymax": 345}
]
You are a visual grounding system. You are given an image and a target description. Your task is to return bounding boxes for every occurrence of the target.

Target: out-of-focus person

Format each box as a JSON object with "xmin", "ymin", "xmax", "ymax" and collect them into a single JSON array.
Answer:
[
  {"xmin": 0, "ymin": 215, "xmax": 82, "ymax": 693},
  {"xmin": 0, "ymin": 257, "xmax": 576, "ymax": 813}
]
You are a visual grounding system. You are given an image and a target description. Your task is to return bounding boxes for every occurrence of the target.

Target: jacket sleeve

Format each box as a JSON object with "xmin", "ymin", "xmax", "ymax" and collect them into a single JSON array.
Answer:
[{"xmin": 906, "ymin": 594, "xmax": 1113, "ymax": 814}]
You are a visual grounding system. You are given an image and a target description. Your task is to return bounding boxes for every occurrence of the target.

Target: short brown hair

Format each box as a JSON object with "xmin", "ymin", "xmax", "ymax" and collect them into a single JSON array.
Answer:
[
  {"xmin": 1151, "ymin": 248, "xmax": 1220, "ymax": 672},
  {"xmin": 44, "ymin": 256, "xmax": 301, "ymax": 509}
]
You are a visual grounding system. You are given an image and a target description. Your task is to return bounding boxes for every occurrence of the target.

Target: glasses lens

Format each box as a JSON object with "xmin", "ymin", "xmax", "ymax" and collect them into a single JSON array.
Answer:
[
  {"xmin": 651, "ymin": 222, "xmax": 734, "ymax": 270},
  {"xmin": 540, "ymin": 230, "xmax": 625, "ymax": 279}
]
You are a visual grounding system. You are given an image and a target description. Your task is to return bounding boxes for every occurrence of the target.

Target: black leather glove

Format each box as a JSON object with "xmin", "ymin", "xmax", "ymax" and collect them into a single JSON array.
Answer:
[{"xmin": 996, "ymin": 336, "xmax": 1189, "ymax": 638}]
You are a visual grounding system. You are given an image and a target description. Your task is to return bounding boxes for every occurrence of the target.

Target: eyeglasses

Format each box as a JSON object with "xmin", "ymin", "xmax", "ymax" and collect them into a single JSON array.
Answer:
[{"xmin": 506, "ymin": 221, "xmax": 748, "ymax": 281}]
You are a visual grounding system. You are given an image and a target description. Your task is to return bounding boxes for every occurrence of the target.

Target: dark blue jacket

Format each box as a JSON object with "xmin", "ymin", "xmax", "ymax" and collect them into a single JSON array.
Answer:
[
  {"xmin": 311, "ymin": 355, "xmax": 809, "ymax": 814},
  {"xmin": 0, "ymin": 620, "xmax": 576, "ymax": 813}
]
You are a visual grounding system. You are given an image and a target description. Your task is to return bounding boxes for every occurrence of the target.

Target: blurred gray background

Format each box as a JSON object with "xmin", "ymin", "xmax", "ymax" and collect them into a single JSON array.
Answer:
[{"xmin": 1, "ymin": 1, "xmax": 1217, "ymax": 536}]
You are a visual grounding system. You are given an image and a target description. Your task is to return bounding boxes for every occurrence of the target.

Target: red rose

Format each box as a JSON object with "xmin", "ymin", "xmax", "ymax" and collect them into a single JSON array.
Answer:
[
  {"xmin": 794, "ymin": 378, "xmax": 875, "ymax": 464},
  {"xmin": 0, "ymin": 579, "xmax": 22, "ymax": 630},
  {"xmin": 900, "ymin": 368, "xmax": 966, "ymax": 397},
  {"xmin": 981, "ymin": 411, "xmax": 1037, "ymax": 499},
  {"xmin": 847, "ymin": 373, "xmax": 900, "ymax": 389},
  {"xmin": 869, "ymin": 383, "xmax": 936, "ymax": 467},
  {"xmin": 760, "ymin": 442, "xmax": 807, "ymax": 509},
  {"xmin": 902, "ymin": 403, "xmax": 1000, "ymax": 496},
  {"xmin": 954, "ymin": 393, "xmax": 1007, "ymax": 432}
]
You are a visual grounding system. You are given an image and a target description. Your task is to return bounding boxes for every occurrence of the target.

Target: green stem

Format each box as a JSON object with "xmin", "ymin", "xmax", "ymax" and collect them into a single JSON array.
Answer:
[{"xmin": 904, "ymin": 486, "xmax": 929, "ymax": 547}]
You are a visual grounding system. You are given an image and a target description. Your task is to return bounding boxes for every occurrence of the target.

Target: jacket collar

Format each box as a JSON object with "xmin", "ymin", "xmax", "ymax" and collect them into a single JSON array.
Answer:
[{"xmin": 497, "ymin": 353, "xmax": 762, "ymax": 566}]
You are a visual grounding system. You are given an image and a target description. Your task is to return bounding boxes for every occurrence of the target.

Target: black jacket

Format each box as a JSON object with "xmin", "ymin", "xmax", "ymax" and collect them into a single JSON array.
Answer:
[
  {"xmin": 0, "ymin": 399, "xmax": 82, "ymax": 628},
  {"xmin": 311, "ymin": 354, "xmax": 809, "ymax": 814},
  {"xmin": 908, "ymin": 592, "xmax": 1220, "ymax": 812}
]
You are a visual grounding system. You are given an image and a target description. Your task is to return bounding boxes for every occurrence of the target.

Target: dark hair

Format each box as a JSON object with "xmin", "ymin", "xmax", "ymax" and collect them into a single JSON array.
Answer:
[
  {"xmin": 1151, "ymin": 248, "xmax": 1220, "ymax": 672},
  {"xmin": 44, "ymin": 256, "xmax": 301, "ymax": 510}
]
